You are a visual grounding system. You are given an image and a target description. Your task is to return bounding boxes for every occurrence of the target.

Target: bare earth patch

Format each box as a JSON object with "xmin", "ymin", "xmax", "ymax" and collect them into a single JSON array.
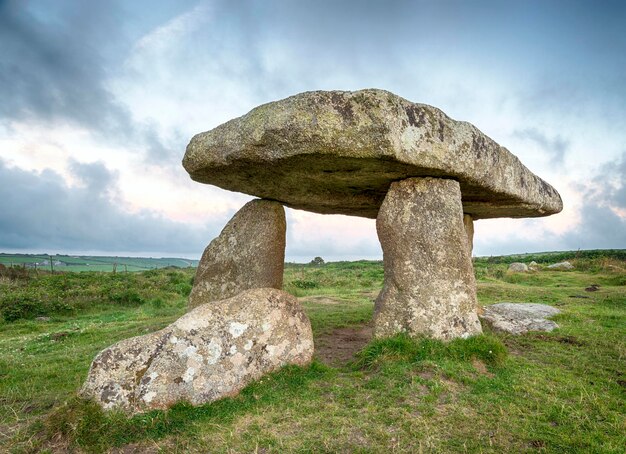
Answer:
[{"xmin": 315, "ymin": 325, "xmax": 372, "ymax": 366}]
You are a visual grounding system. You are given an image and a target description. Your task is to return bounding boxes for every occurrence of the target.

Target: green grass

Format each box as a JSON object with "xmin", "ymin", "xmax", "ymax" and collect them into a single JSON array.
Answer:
[
  {"xmin": 0, "ymin": 253, "xmax": 624, "ymax": 452},
  {"xmin": 0, "ymin": 253, "xmax": 198, "ymax": 272}
]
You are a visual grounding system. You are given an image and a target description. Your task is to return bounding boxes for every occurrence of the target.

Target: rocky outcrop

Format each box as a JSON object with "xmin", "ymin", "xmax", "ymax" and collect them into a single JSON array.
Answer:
[
  {"xmin": 547, "ymin": 261, "xmax": 574, "ymax": 270},
  {"xmin": 183, "ymin": 89, "xmax": 562, "ymax": 219},
  {"xmin": 480, "ymin": 303, "xmax": 560, "ymax": 334},
  {"xmin": 189, "ymin": 199, "xmax": 286, "ymax": 309},
  {"xmin": 373, "ymin": 177, "xmax": 482, "ymax": 340},
  {"xmin": 82, "ymin": 288, "xmax": 313, "ymax": 413},
  {"xmin": 508, "ymin": 262, "xmax": 529, "ymax": 272}
]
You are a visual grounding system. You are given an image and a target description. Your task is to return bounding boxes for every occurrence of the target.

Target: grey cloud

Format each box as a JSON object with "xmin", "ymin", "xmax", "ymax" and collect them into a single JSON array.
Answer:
[
  {"xmin": 0, "ymin": 0, "xmax": 188, "ymax": 163},
  {"xmin": 513, "ymin": 128, "xmax": 570, "ymax": 166},
  {"xmin": 474, "ymin": 152, "xmax": 626, "ymax": 256},
  {"xmin": 0, "ymin": 159, "xmax": 223, "ymax": 254}
]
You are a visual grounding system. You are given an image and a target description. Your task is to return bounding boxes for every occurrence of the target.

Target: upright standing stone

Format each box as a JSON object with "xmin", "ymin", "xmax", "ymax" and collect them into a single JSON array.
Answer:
[
  {"xmin": 463, "ymin": 214, "xmax": 474, "ymax": 255},
  {"xmin": 373, "ymin": 177, "xmax": 482, "ymax": 340},
  {"xmin": 189, "ymin": 199, "xmax": 286, "ymax": 309}
]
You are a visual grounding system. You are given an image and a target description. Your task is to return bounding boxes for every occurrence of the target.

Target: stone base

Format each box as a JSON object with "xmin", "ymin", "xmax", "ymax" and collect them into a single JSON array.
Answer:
[
  {"xmin": 82, "ymin": 288, "xmax": 313, "ymax": 414},
  {"xmin": 373, "ymin": 177, "xmax": 482, "ymax": 340}
]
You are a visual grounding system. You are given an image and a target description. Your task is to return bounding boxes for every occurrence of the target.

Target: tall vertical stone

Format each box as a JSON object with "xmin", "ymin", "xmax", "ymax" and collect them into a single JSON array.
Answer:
[
  {"xmin": 188, "ymin": 199, "xmax": 286, "ymax": 309},
  {"xmin": 373, "ymin": 178, "xmax": 482, "ymax": 340},
  {"xmin": 463, "ymin": 214, "xmax": 474, "ymax": 256}
]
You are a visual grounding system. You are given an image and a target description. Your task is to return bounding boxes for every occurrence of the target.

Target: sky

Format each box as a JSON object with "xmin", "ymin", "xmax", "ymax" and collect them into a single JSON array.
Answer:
[{"xmin": 1, "ymin": 0, "xmax": 625, "ymax": 261}]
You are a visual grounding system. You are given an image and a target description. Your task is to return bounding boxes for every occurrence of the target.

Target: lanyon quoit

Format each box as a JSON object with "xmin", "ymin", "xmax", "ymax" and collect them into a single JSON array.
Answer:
[{"xmin": 82, "ymin": 89, "xmax": 562, "ymax": 412}]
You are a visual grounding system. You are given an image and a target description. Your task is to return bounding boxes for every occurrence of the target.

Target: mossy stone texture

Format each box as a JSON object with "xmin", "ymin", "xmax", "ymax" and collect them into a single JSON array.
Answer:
[
  {"xmin": 82, "ymin": 288, "xmax": 313, "ymax": 413},
  {"xmin": 373, "ymin": 177, "xmax": 483, "ymax": 340},
  {"xmin": 183, "ymin": 89, "xmax": 562, "ymax": 220},
  {"xmin": 188, "ymin": 199, "xmax": 286, "ymax": 310}
]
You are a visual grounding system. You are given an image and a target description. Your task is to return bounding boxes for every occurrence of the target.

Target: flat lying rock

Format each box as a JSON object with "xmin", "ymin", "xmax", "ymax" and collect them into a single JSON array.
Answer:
[
  {"xmin": 547, "ymin": 261, "xmax": 574, "ymax": 270},
  {"xmin": 82, "ymin": 288, "xmax": 313, "ymax": 413},
  {"xmin": 480, "ymin": 303, "xmax": 561, "ymax": 335},
  {"xmin": 188, "ymin": 199, "xmax": 286, "ymax": 309},
  {"xmin": 508, "ymin": 262, "xmax": 529, "ymax": 272},
  {"xmin": 183, "ymin": 89, "xmax": 562, "ymax": 219}
]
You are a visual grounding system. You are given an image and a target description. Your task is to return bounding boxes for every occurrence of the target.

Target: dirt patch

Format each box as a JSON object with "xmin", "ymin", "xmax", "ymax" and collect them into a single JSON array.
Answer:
[
  {"xmin": 471, "ymin": 358, "xmax": 495, "ymax": 378},
  {"xmin": 315, "ymin": 325, "xmax": 372, "ymax": 366}
]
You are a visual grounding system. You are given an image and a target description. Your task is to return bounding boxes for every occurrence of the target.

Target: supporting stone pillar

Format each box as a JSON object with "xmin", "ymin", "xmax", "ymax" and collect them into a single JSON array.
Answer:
[
  {"xmin": 463, "ymin": 214, "xmax": 474, "ymax": 256},
  {"xmin": 188, "ymin": 199, "xmax": 286, "ymax": 309},
  {"xmin": 373, "ymin": 177, "xmax": 482, "ymax": 340}
]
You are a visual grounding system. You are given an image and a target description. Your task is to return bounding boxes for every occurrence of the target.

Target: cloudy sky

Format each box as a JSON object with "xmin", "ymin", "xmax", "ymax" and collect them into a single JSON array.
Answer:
[{"xmin": 1, "ymin": 0, "xmax": 625, "ymax": 261}]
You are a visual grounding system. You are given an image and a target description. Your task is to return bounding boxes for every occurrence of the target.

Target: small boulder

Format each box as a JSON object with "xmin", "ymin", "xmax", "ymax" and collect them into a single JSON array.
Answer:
[
  {"xmin": 547, "ymin": 261, "xmax": 574, "ymax": 270},
  {"xmin": 189, "ymin": 199, "xmax": 286, "ymax": 309},
  {"xmin": 508, "ymin": 262, "xmax": 529, "ymax": 272},
  {"xmin": 82, "ymin": 288, "xmax": 313, "ymax": 413},
  {"xmin": 528, "ymin": 261, "xmax": 539, "ymax": 270},
  {"xmin": 480, "ymin": 303, "xmax": 561, "ymax": 335}
]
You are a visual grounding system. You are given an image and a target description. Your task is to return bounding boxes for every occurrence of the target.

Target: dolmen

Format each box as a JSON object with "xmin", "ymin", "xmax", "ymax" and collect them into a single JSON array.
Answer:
[{"xmin": 83, "ymin": 89, "xmax": 562, "ymax": 412}]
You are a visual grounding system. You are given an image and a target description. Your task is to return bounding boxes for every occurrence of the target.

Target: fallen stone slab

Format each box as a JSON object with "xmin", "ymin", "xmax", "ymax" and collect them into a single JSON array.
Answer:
[
  {"xmin": 508, "ymin": 262, "xmax": 529, "ymax": 272},
  {"xmin": 82, "ymin": 288, "xmax": 313, "ymax": 413},
  {"xmin": 480, "ymin": 303, "xmax": 561, "ymax": 335},
  {"xmin": 547, "ymin": 261, "xmax": 574, "ymax": 270},
  {"xmin": 374, "ymin": 177, "xmax": 482, "ymax": 340},
  {"xmin": 188, "ymin": 199, "xmax": 286, "ymax": 309},
  {"xmin": 183, "ymin": 89, "xmax": 562, "ymax": 219}
]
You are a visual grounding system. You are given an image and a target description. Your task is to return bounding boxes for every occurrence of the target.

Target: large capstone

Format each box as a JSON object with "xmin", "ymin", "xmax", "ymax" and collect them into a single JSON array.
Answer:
[
  {"xmin": 373, "ymin": 177, "xmax": 482, "ymax": 340},
  {"xmin": 189, "ymin": 199, "xmax": 286, "ymax": 309},
  {"xmin": 81, "ymin": 288, "xmax": 313, "ymax": 414},
  {"xmin": 183, "ymin": 89, "xmax": 562, "ymax": 220}
]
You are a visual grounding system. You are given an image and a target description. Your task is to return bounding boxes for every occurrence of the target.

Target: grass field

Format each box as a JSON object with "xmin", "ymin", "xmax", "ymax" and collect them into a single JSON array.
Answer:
[
  {"xmin": 0, "ymin": 252, "xmax": 624, "ymax": 452},
  {"xmin": 0, "ymin": 253, "xmax": 198, "ymax": 273}
]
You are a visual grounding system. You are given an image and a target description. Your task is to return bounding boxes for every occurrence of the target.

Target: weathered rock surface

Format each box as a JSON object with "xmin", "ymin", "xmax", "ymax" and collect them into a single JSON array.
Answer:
[
  {"xmin": 547, "ymin": 261, "xmax": 574, "ymax": 270},
  {"xmin": 82, "ymin": 288, "xmax": 313, "ymax": 413},
  {"xmin": 528, "ymin": 261, "xmax": 539, "ymax": 270},
  {"xmin": 508, "ymin": 262, "xmax": 529, "ymax": 272},
  {"xmin": 463, "ymin": 214, "xmax": 474, "ymax": 255},
  {"xmin": 189, "ymin": 199, "xmax": 286, "ymax": 309},
  {"xmin": 183, "ymin": 89, "xmax": 562, "ymax": 219},
  {"xmin": 373, "ymin": 177, "xmax": 482, "ymax": 340},
  {"xmin": 480, "ymin": 302, "xmax": 561, "ymax": 334}
]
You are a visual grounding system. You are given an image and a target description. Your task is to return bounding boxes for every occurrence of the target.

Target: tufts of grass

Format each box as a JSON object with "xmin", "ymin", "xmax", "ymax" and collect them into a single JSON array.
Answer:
[
  {"xmin": 354, "ymin": 333, "xmax": 507, "ymax": 370},
  {"xmin": 43, "ymin": 362, "xmax": 331, "ymax": 453}
]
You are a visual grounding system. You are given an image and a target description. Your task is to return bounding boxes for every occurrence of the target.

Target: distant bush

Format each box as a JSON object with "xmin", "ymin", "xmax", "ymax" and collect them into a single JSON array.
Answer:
[
  {"xmin": 0, "ymin": 268, "xmax": 195, "ymax": 321},
  {"xmin": 291, "ymin": 279, "xmax": 319, "ymax": 289},
  {"xmin": 0, "ymin": 294, "xmax": 72, "ymax": 322},
  {"xmin": 108, "ymin": 289, "xmax": 144, "ymax": 306},
  {"xmin": 0, "ymin": 264, "xmax": 30, "ymax": 281},
  {"xmin": 309, "ymin": 256, "xmax": 325, "ymax": 266}
]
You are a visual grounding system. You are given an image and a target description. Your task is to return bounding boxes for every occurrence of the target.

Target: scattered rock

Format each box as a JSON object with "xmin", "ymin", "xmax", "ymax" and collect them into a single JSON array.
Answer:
[
  {"xmin": 35, "ymin": 316, "xmax": 51, "ymax": 322},
  {"xmin": 374, "ymin": 177, "xmax": 482, "ymax": 340},
  {"xmin": 188, "ymin": 199, "xmax": 286, "ymax": 309},
  {"xmin": 585, "ymin": 284, "xmax": 600, "ymax": 292},
  {"xmin": 508, "ymin": 262, "xmax": 529, "ymax": 273},
  {"xmin": 547, "ymin": 261, "xmax": 574, "ymax": 270},
  {"xmin": 183, "ymin": 89, "xmax": 562, "ymax": 220},
  {"xmin": 569, "ymin": 295, "xmax": 590, "ymax": 299},
  {"xmin": 480, "ymin": 303, "xmax": 561, "ymax": 335},
  {"xmin": 528, "ymin": 261, "xmax": 539, "ymax": 270},
  {"xmin": 82, "ymin": 288, "xmax": 313, "ymax": 413}
]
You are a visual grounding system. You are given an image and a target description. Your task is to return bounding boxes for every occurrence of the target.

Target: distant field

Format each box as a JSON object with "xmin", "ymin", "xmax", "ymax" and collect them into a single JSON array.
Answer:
[
  {"xmin": 0, "ymin": 253, "xmax": 198, "ymax": 272},
  {"xmin": 0, "ymin": 250, "xmax": 624, "ymax": 452}
]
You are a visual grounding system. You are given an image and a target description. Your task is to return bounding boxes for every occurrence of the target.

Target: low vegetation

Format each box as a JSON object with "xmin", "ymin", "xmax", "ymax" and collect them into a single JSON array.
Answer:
[{"xmin": 0, "ymin": 251, "xmax": 624, "ymax": 452}]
